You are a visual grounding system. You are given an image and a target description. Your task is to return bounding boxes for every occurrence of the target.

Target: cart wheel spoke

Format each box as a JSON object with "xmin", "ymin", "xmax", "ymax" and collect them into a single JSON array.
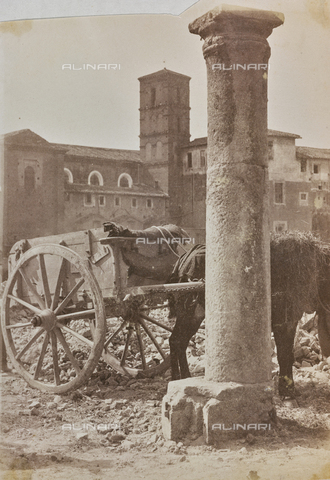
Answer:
[
  {"xmin": 60, "ymin": 325, "xmax": 94, "ymax": 347},
  {"xmin": 38, "ymin": 254, "xmax": 52, "ymax": 308},
  {"xmin": 7, "ymin": 293, "xmax": 42, "ymax": 316},
  {"xmin": 138, "ymin": 316, "xmax": 166, "ymax": 360},
  {"xmin": 120, "ymin": 325, "xmax": 133, "ymax": 366},
  {"xmin": 34, "ymin": 332, "xmax": 50, "ymax": 380},
  {"xmin": 104, "ymin": 318, "xmax": 127, "ymax": 349},
  {"xmin": 135, "ymin": 323, "xmax": 147, "ymax": 370},
  {"xmin": 56, "ymin": 309, "xmax": 96, "ymax": 322},
  {"xmin": 50, "ymin": 331, "xmax": 61, "ymax": 385},
  {"xmin": 19, "ymin": 267, "xmax": 46, "ymax": 310},
  {"xmin": 139, "ymin": 312, "xmax": 173, "ymax": 333},
  {"xmin": 6, "ymin": 322, "xmax": 33, "ymax": 329},
  {"xmin": 54, "ymin": 327, "xmax": 81, "ymax": 374},
  {"xmin": 54, "ymin": 278, "xmax": 85, "ymax": 315},
  {"xmin": 51, "ymin": 257, "xmax": 68, "ymax": 311},
  {"xmin": 15, "ymin": 328, "xmax": 44, "ymax": 360}
]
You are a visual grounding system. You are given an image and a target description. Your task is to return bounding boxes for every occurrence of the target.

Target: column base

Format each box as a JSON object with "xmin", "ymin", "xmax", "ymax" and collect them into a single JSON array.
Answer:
[{"xmin": 162, "ymin": 377, "xmax": 275, "ymax": 445}]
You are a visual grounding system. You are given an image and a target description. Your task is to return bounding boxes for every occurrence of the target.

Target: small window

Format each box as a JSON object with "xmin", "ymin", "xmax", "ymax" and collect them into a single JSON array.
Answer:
[
  {"xmin": 187, "ymin": 153, "xmax": 192, "ymax": 169},
  {"xmin": 274, "ymin": 182, "xmax": 284, "ymax": 204},
  {"xmin": 268, "ymin": 141, "xmax": 274, "ymax": 161},
  {"xmin": 313, "ymin": 164, "xmax": 320, "ymax": 174},
  {"xmin": 84, "ymin": 193, "xmax": 94, "ymax": 206},
  {"xmin": 132, "ymin": 198, "xmax": 137, "ymax": 208},
  {"xmin": 299, "ymin": 192, "xmax": 308, "ymax": 206},
  {"xmin": 177, "ymin": 118, "xmax": 181, "ymax": 132},
  {"xmin": 24, "ymin": 166, "xmax": 35, "ymax": 192},
  {"xmin": 115, "ymin": 197, "xmax": 120, "ymax": 206},
  {"xmin": 65, "ymin": 192, "xmax": 70, "ymax": 202},
  {"xmin": 274, "ymin": 221, "xmax": 287, "ymax": 233},
  {"xmin": 146, "ymin": 199, "xmax": 152, "ymax": 208},
  {"xmin": 200, "ymin": 150, "xmax": 206, "ymax": 168},
  {"xmin": 99, "ymin": 195, "xmax": 105, "ymax": 206},
  {"xmin": 300, "ymin": 158, "xmax": 307, "ymax": 173}
]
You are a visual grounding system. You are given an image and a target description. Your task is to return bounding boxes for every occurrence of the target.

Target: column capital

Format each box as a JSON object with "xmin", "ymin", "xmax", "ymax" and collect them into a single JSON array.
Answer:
[{"xmin": 189, "ymin": 5, "xmax": 284, "ymax": 58}]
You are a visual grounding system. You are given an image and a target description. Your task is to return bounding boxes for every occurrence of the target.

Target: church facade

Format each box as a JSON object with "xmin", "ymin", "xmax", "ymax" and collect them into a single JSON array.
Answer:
[{"xmin": 1, "ymin": 68, "xmax": 330, "ymax": 280}]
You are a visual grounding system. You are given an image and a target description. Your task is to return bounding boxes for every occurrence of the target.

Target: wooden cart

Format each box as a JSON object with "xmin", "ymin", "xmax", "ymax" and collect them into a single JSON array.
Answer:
[{"xmin": 1, "ymin": 227, "xmax": 203, "ymax": 393}]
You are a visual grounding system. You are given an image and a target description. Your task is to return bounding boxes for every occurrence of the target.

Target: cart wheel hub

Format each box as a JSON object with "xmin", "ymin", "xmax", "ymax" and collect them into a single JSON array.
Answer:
[{"xmin": 31, "ymin": 309, "xmax": 57, "ymax": 331}]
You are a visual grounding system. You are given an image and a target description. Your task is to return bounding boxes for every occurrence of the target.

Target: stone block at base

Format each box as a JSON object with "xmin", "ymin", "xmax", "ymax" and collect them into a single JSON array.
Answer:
[{"xmin": 162, "ymin": 377, "xmax": 275, "ymax": 444}]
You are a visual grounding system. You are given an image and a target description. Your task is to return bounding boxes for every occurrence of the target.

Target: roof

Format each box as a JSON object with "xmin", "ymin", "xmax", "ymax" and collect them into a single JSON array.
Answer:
[
  {"xmin": 52, "ymin": 143, "xmax": 141, "ymax": 163},
  {"xmin": 138, "ymin": 68, "xmax": 191, "ymax": 81},
  {"xmin": 66, "ymin": 183, "xmax": 168, "ymax": 197},
  {"xmin": 296, "ymin": 146, "xmax": 330, "ymax": 160},
  {"xmin": 0, "ymin": 129, "xmax": 140, "ymax": 162},
  {"xmin": 2, "ymin": 129, "xmax": 52, "ymax": 146},
  {"xmin": 267, "ymin": 129, "xmax": 301, "ymax": 139},
  {"xmin": 185, "ymin": 137, "xmax": 207, "ymax": 148},
  {"xmin": 184, "ymin": 129, "xmax": 301, "ymax": 148}
]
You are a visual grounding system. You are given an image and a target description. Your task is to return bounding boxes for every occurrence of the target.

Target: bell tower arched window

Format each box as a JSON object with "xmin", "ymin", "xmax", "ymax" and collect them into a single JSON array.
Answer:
[{"xmin": 24, "ymin": 166, "xmax": 35, "ymax": 192}]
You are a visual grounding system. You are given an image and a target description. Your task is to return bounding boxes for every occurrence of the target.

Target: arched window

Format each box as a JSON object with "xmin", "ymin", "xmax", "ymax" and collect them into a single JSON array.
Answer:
[
  {"xmin": 88, "ymin": 170, "xmax": 104, "ymax": 186},
  {"xmin": 64, "ymin": 168, "xmax": 73, "ymax": 184},
  {"xmin": 118, "ymin": 173, "xmax": 133, "ymax": 188},
  {"xmin": 24, "ymin": 166, "xmax": 35, "ymax": 192}
]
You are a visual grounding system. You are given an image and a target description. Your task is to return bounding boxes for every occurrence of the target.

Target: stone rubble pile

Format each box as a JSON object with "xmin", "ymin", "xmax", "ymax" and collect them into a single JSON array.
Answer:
[{"xmin": 293, "ymin": 313, "xmax": 330, "ymax": 371}]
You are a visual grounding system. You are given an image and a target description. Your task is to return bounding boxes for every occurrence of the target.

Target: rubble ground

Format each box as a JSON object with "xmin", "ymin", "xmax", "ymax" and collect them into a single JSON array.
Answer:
[{"xmin": 1, "ymin": 313, "xmax": 330, "ymax": 479}]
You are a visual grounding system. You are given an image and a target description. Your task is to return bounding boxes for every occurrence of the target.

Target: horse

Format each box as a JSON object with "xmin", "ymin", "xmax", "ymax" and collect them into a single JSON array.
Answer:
[{"xmin": 167, "ymin": 233, "xmax": 330, "ymax": 397}]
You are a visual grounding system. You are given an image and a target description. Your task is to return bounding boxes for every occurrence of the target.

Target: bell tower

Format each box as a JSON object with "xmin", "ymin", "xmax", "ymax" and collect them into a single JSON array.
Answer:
[{"xmin": 139, "ymin": 69, "xmax": 190, "ymax": 222}]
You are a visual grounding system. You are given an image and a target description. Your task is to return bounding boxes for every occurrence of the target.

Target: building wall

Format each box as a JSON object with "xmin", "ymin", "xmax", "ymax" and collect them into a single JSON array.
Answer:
[
  {"xmin": 268, "ymin": 137, "xmax": 298, "ymax": 181},
  {"xmin": 62, "ymin": 155, "xmax": 166, "ymax": 232},
  {"xmin": 269, "ymin": 180, "xmax": 312, "ymax": 232},
  {"xmin": 4, "ymin": 146, "xmax": 64, "ymax": 245},
  {"xmin": 64, "ymin": 157, "xmax": 143, "ymax": 188},
  {"xmin": 63, "ymin": 188, "xmax": 166, "ymax": 232},
  {"xmin": 1, "ymin": 143, "xmax": 64, "ymax": 278},
  {"xmin": 177, "ymin": 136, "xmax": 319, "ymax": 243}
]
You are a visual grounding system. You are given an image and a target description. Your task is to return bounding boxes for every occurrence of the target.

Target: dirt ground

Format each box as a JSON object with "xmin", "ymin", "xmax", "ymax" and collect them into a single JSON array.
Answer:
[{"xmin": 1, "ymin": 359, "xmax": 330, "ymax": 480}]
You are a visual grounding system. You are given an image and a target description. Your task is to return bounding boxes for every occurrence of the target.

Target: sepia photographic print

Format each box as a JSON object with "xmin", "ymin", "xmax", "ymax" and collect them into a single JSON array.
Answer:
[{"xmin": 1, "ymin": 1, "xmax": 330, "ymax": 478}]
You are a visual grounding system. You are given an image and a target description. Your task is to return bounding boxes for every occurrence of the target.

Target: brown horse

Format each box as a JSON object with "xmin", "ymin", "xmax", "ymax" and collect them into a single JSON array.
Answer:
[{"xmin": 167, "ymin": 233, "xmax": 330, "ymax": 397}]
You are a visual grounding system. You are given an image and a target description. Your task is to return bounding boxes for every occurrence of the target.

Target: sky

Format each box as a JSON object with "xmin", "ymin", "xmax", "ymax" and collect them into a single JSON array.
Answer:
[{"xmin": 0, "ymin": 0, "xmax": 329, "ymax": 150}]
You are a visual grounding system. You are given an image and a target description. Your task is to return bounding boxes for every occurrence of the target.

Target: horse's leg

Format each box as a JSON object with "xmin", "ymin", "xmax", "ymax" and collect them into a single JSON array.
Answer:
[
  {"xmin": 272, "ymin": 299, "xmax": 298, "ymax": 397},
  {"xmin": 0, "ymin": 332, "xmax": 8, "ymax": 373},
  {"xmin": 318, "ymin": 307, "xmax": 330, "ymax": 358},
  {"xmin": 169, "ymin": 325, "xmax": 181, "ymax": 381},
  {"xmin": 178, "ymin": 303, "xmax": 205, "ymax": 379}
]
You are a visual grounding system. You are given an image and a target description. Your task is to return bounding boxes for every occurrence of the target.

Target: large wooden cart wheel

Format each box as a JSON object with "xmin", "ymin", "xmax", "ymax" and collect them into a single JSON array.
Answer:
[{"xmin": 1, "ymin": 244, "xmax": 106, "ymax": 393}]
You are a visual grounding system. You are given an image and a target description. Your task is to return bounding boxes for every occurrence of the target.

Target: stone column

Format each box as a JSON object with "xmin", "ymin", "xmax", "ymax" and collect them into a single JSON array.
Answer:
[
  {"xmin": 189, "ymin": 5, "xmax": 283, "ymax": 384},
  {"xmin": 162, "ymin": 5, "xmax": 284, "ymax": 444}
]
